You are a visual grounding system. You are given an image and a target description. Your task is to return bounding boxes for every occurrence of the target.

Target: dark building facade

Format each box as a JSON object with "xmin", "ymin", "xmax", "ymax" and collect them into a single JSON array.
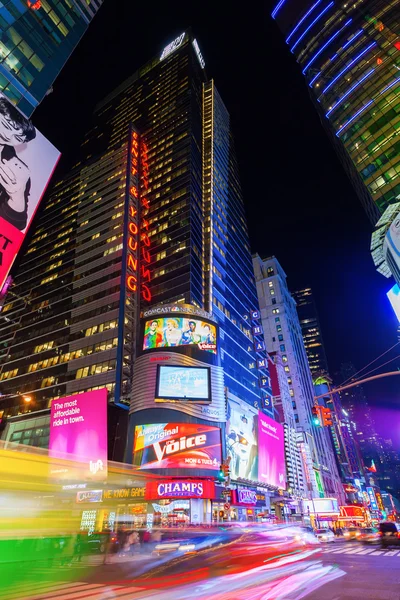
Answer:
[
  {"xmin": 0, "ymin": 0, "xmax": 103, "ymax": 116},
  {"xmin": 0, "ymin": 32, "xmax": 272, "ymax": 473},
  {"xmin": 292, "ymin": 287, "xmax": 329, "ymax": 377},
  {"xmin": 272, "ymin": 0, "xmax": 400, "ymax": 224}
]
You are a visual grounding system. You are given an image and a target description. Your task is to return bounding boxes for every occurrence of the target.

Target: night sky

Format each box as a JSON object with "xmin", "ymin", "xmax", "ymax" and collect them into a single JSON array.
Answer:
[{"xmin": 32, "ymin": 1, "xmax": 399, "ymax": 435}]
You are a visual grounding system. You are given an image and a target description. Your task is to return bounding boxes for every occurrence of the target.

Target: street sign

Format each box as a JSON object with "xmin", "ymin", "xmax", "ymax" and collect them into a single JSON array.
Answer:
[
  {"xmin": 224, "ymin": 503, "xmax": 230, "ymax": 511},
  {"xmin": 222, "ymin": 489, "xmax": 231, "ymax": 496}
]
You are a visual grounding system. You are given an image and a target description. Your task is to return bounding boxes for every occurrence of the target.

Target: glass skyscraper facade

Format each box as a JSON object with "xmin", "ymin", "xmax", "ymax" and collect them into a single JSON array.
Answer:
[
  {"xmin": 0, "ymin": 0, "xmax": 103, "ymax": 116},
  {"xmin": 272, "ymin": 0, "xmax": 400, "ymax": 224},
  {"xmin": 0, "ymin": 31, "xmax": 271, "ymax": 450},
  {"xmin": 292, "ymin": 287, "xmax": 329, "ymax": 377}
]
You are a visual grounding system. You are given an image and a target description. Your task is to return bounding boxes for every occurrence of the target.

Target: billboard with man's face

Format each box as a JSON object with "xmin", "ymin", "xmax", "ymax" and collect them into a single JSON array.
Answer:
[
  {"xmin": 0, "ymin": 93, "xmax": 60, "ymax": 291},
  {"xmin": 143, "ymin": 316, "xmax": 217, "ymax": 353},
  {"xmin": 226, "ymin": 399, "xmax": 259, "ymax": 481}
]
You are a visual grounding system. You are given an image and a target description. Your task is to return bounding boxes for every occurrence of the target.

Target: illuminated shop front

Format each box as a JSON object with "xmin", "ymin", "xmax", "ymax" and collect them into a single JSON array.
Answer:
[{"xmin": 212, "ymin": 485, "xmax": 271, "ymax": 523}]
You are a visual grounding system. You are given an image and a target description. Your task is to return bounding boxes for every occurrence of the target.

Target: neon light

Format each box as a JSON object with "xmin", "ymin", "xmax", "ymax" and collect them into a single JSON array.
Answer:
[
  {"xmin": 160, "ymin": 33, "xmax": 185, "ymax": 61},
  {"xmin": 342, "ymin": 28, "xmax": 363, "ymax": 51},
  {"xmin": 379, "ymin": 75, "xmax": 400, "ymax": 95},
  {"xmin": 326, "ymin": 68, "xmax": 374, "ymax": 116},
  {"xmin": 320, "ymin": 42, "xmax": 376, "ymax": 96},
  {"xmin": 140, "ymin": 139, "xmax": 152, "ymax": 303},
  {"xmin": 309, "ymin": 71, "xmax": 321, "ymax": 87},
  {"xmin": 302, "ymin": 19, "xmax": 352, "ymax": 74},
  {"xmin": 286, "ymin": 0, "xmax": 323, "ymax": 42},
  {"xmin": 272, "ymin": 0, "xmax": 286, "ymax": 19},
  {"xmin": 336, "ymin": 100, "xmax": 373, "ymax": 136},
  {"xmin": 290, "ymin": 2, "xmax": 334, "ymax": 52}
]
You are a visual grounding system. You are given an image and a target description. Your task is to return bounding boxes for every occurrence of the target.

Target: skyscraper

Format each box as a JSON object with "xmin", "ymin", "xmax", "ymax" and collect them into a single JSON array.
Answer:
[
  {"xmin": 253, "ymin": 254, "xmax": 344, "ymax": 502},
  {"xmin": 271, "ymin": 0, "xmax": 400, "ymax": 224},
  {"xmin": 0, "ymin": 32, "xmax": 272, "ymax": 478},
  {"xmin": 292, "ymin": 287, "xmax": 329, "ymax": 377},
  {"xmin": 0, "ymin": 0, "xmax": 103, "ymax": 116}
]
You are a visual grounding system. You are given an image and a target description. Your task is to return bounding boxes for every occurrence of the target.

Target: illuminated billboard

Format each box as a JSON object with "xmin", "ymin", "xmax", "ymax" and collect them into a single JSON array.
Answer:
[
  {"xmin": 143, "ymin": 316, "xmax": 216, "ymax": 353},
  {"xmin": 387, "ymin": 284, "xmax": 400, "ymax": 323},
  {"xmin": 133, "ymin": 422, "xmax": 221, "ymax": 470},
  {"xmin": 226, "ymin": 399, "xmax": 258, "ymax": 480},
  {"xmin": 0, "ymin": 93, "xmax": 60, "ymax": 291},
  {"xmin": 49, "ymin": 389, "xmax": 108, "ymax": 480},
  {"xmin": 258, "ymin": 413, "xmax": 286, "ymax": 488},
  {"xmin": 156, "ymin": 365, "xmax": 211, "ymax": 403}
]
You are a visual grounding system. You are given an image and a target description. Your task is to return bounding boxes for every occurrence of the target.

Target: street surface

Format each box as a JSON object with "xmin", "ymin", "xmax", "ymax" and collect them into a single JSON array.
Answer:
[{"xmin": 4, "ymin": 541, "xmax": 400, "ymax": 600}]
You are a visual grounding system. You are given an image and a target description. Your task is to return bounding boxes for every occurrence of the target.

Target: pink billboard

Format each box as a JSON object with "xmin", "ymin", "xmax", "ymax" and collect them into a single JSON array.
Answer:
[
  {"xmin": 258, "ymin": 413, "xmax": 286, "ymax": 488},
  {"xmin": 49, "ymin": 389, "xmax": 108, "ymax": 481}
]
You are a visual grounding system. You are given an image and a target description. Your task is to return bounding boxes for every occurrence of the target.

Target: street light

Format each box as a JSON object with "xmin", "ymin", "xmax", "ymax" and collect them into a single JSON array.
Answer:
[{"xmin": 23, "ymin": 395, "xmax": 32, "ymax": 403}]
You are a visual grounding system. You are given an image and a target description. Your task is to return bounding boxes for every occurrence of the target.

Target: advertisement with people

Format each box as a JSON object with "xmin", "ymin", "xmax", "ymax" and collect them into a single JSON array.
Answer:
[
  {"xmin": 258, "ymin": 413, "xmax": 286, "ymax": 488},
  {"xmin": 226, "ymin": 399, "xmax": 259, "ymax": 481},
  {"xmin": 0, "ymin": 93, "xmax": 60, "ymax": 290},
  {"xmin": 133, "ymin": 422, "xmax": 221, "ymax": 470},
  {"xmin": 143, "ymin": 316, "xmax": 216, "ymax": 353},
  {"xmin": 49, "ymin": 388, "xmax": 108, "ymax": 481}
]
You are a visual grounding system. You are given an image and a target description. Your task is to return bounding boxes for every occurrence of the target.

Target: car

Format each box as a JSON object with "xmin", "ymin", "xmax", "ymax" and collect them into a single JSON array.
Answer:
[
  {"xmin": 314, "ymin": 528, "xmax": 335, "ymax": 543},
  {"xmin": 379, "ymin": 522, "xmax": 400, "ymax": 549},
  {"xmin": 357, "ymin": 527, "xmax": 379, "ymax": 544},
  {"xmin": 343, "ymin": 527, "xmax": 362, "ymax": 540}
]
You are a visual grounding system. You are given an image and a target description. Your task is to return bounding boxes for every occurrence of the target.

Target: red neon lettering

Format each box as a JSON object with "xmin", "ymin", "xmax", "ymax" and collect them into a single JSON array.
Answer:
[
  {"xmin": 130, "ymin": 186, "xmax": 138, "ymax": 198},
  {"xmin": 132, "ymin": 139, "xmax": 139, "ymax": 149},
  {"xmin": 141, "ymin": 197, "xmax": 150, "ymax": 210},
  {"xmin": 132, "ymin": 131, "xmax": 138, "ymax": 140},
  {"xmin": 142, "ymin": 179, "xmax": 149, "ymax": 190},
  {"xmin": 128, "ymin": 238, "xmax": 138, "ymax": 251},
  {"xmin": 127, "ymin": 255, "xmax": 137, "ymax": 271},
  {"xmin": 141, "ymin": 219, "xmax": 149, "ymax": 231},
  {"xmin": 127, "ymin": 275, "xmax": 137, "ymax": 291},
  {"xmin": 142, "ymin": 248, "xmax": 151, "ymax": 263},
  {"xmin": 141, "ymin": 266, "xmax": 151, "ymax": 282},
  {"xmin": 132, "ymin": 157, "xmax": 138, "ymax": 166},
  {"xmin": 131, "ymin": 147, "xmax": 139, "ymax": 158},
  {"xmin": 129, "ymin": 222, "xmax": 138, "ymax": 235},
  {"xmin": 141, "ymin": 284, "xmax": 152, "ymax": 302},
  {"xmin": 129, "ymin": 206, "xmax": 137, "ymax": 218},
  {"xmin": 131, "ymin": 166, "xmax": 138, "ymax": 177},
  {"xmin": 141, "ymin": 233, "xmax": 150, "ymax": 247}
]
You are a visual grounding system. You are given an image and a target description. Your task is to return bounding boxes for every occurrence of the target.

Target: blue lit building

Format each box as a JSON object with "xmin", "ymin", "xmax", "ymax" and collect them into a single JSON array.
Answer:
[
  {"xmin": 0, "ymin": 0, "xmax": 103, "ymax": 116},
  {"xmin": 271, "ymin": 0, "xmax": 400, "ymax": 224}
]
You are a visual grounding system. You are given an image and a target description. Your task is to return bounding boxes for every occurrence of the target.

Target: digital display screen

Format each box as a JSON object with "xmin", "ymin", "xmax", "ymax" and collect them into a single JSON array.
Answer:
[
  {"xmin": 133, "ymin": 422, "xmax": 221, "ymax": 470},
  {"xmin": 143, "ymin": 317, "xmax": 216, "ymax": 353},
  {"xmin": 387, "ymin": 284, "xmax": 400, "ymax": 323},
  {"xmin": 156, "ymin": 365, "xmax": 210, "ymax": 402}
]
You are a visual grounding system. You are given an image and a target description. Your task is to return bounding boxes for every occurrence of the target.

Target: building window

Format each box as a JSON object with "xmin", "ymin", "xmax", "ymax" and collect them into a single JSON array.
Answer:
[
  {"xmin": 295, "ymin": 414, "xmax": 299, "ymax": 423},
  {"xmin": 278, "ymin": 334, "xmax": 283, "ymax": 341},
  {"xmin": 267, "ymin": 267, "xmax": 274, "ymax": 276},
  {"xmin": 280, "ymin": 344, "xmax": 285, "ymax": 352},
  {"xmin": 272, "ymin": 308, "xmax": 280, "ymax": 314},
  {"xmin": 282, "ymin": 355, "xmax": 288, "ymax": 362},
  {"xmin": 268, "ymin": 281, "xmax": 273, "ymax": 287},
  {"xmin": 272, "ymin": 298, "xmax": 277, "ymax": 305},
  {"xmin": 276, "ymin": 324, "xmax": 282, "ymax": 332},
  {"xmin": 289, "ymin": 389, "xmax": 294, "ymax": 397},
  {"xmin": 270, "ymin": 289, "xmax": 275, "ymax": 295},
  {"xmin": 284, "ymin": 366, "xmax": 290, "ymax": 372},
  {"xmin": 275, "ymin": 317, "xmax": 280, "ymax": 322}
]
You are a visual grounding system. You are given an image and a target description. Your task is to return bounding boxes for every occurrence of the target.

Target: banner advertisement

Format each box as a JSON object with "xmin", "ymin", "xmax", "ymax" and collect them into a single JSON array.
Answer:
[
  {"xmin": 258, "ymin": 413, "xmax": 286, "ymax": 488},
  {"xmin": 143, "ymin": 316, "xmax": 216, "ymax": 353},
  {"xmin": 0, "ymin": 93, "xmax": 60, "ymax": 290},
  {"xmin": 133, "ymin": 423, "xmax": 221, "ymax": 470},
  {"xmin": 49, "ymin": 388, "xmax": 108, "ymax": 481},
  {"xmin": 226, "ymin": 399, "xmax": 258, "ymax": 480},
  {"xmin": 146, "ymin": 479, "xmax": 215, "ymax": 500}
]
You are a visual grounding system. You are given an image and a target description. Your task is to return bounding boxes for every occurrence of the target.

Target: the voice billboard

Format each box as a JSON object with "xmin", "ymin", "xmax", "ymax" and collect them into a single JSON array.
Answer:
[
  {"xmin": 49, "ymin": 388, "xmax": 108, "ymax": 481},
  {"xmin": 133, "ymin": 422, "xmax": 222, "ymax": 470}
]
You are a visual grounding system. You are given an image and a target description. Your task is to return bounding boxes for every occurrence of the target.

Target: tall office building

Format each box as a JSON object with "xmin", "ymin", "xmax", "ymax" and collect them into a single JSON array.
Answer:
[
  {"xmin": 253, "ymin": 254, "xmax": 344, "ymax": 501},
  {"xmin": 0, "ymin": 0, "xmax": 103, "ymax": 116},
  {"xmin": 271, "ymin": 0, "xmax": 400, "ymax": 224},
  {"xmin": 292, "ymin": 287, "xmax": 329, "ymax": 377},
  {"xmin": 0, "ymin": 32, "xmax": 272, "ymax": 477}
]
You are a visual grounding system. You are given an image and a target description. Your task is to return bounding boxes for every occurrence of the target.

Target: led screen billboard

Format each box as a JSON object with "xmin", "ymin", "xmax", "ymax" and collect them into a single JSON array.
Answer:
[
  {"xmin": 226, "ymin": 399, "xmax": 258, "ymax": 480},
  {"xmin": 133, "ymin": 422, "xmax": 221, "ymax": 470},
  {"xmin": 258, "ymin": 413, "xmax": 286, "ymax": 488},
  {"xmin": 49, "ymin": 389, "xmax": 108, "ymax": 480},
  {"xmin": 0, "ymin": 93, "xmax": 60, "ymax": 291},
  {"xmin": 143, "ymin": 316, "xmax": 216, "ymax": 353},
  {"xmin": 387, "ymin": 283, "xmax": 400, "ymax": 323},
  {"xmin": 156, "ymin": 365, "xmax": 211, "ymax": 402}
]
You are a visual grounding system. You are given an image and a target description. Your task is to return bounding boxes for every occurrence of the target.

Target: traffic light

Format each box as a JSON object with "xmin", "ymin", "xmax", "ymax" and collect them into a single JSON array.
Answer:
[
  {"xmin": 217, "ymin": 466, "xmax": 225, "ymax": 482},
  {"xmin": 320, "ymin": 406, "xmax": 333, "ymax": 427},
  {"xmin": 222, "ymin": 463, "xmax": 230, "ymax": 477},
  {"xmin": 311, "ymin": 406, "xmax": 321, "ymax": 426}
]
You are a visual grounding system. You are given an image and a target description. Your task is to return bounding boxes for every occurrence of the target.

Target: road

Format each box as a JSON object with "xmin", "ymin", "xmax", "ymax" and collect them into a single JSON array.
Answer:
[{"xmin": 4, "ymin": 541, "xmax": 400, "ymax": 599}]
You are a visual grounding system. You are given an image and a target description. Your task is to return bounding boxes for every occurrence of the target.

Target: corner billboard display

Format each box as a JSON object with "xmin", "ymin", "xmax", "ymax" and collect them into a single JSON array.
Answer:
[
  {"xmin": 0, "ymin": 93, "xmax": 60, "ymax": 291},
  {"xmin": 258, "ymin": 413, "xmax": 286, "ymax": 488},
  {"xmin": 49, "ymin": 389, "xmax": 108, "ymax": 481},
  {"xmin": 156, "ymin": 365, "xmax": 211, "ymax": 403},
  {"xmin": 143, "ymin": 316, "xmax": 216, "ymax": 353},
  {"xmin": 387, "ymin": 284, "xmax": 400, "ymax": 323},
  {"xmin": 133, "ymin": 423, "xmax": 221, "ymax": 470},
  {"xmin": 226, "ymin": 399, "xmax": 259, "ymax": 481}
]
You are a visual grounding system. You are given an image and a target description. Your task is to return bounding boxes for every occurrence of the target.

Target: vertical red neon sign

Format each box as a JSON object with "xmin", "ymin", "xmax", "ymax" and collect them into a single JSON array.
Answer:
[
  {"xmin": 126, "ymin": 131, "xmax": 140, "ymax": 296},
  {"xmin": 140, "ymin": 139, "xmax": 152, "ymax": 302}
]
